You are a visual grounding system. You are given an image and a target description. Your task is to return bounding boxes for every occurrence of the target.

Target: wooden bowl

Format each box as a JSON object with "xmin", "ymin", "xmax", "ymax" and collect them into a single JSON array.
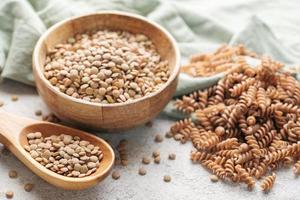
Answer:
[{"xmin": 32, "ymin": 11, "xmax": 180, "ymax": 131}]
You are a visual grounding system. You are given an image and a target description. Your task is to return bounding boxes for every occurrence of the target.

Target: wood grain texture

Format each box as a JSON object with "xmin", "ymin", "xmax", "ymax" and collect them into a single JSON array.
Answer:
[
  {"xmin": 0, "ymin": 111, "xmax": 114, "ymax": 190},
  {"xmin": 32, "ymin": 11, "xmax": 180, "ymax": 131}
]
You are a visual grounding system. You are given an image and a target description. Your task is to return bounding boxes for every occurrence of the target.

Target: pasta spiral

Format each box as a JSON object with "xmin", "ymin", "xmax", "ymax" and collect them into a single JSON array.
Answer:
[
  {"xmin": 294, "ymin": 160, "xmax": 300, "ymax": 175},
  {"xmin": 260, "ymin": 173, "xmax": 276, "ymax": 191},
  {"xmin": 235, "ymin": 165, "xmax": 255, "ymax": 190},
  {"xmin": 170, "ymin": 45, "xmax": 300, "ymax": 191}
]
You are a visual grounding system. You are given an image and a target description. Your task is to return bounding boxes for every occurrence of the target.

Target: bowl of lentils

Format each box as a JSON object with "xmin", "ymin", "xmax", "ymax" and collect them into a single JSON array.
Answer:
[{"xmin": 32, "ymin": 11, "xmax": 180, "ymax": 131}]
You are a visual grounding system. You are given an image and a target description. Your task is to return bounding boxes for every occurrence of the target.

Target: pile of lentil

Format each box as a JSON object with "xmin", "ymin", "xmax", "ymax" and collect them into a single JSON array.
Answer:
[
  {"xmin": 44, "ymin": 30, "xmax": 170, "ymax": 104},
  {"xmin": 24, "ymin": 132, "xmax": 103, "ymax": 177}
]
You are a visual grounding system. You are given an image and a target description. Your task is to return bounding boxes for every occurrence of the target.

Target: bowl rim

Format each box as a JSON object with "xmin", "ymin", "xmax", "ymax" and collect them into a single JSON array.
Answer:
[{"xmin": 32, "ymin": 11, "xmax": 181, "ymax": 108}]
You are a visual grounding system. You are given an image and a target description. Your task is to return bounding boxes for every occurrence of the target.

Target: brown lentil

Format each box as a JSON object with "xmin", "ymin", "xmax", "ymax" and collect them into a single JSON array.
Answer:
[
  {"xmin": 5, "ymin": 191, "xmax": 13, "ymax": 199},
  {"xmin": 35, "ymin": 110, "xmax": 42, "ymax": 116},
  {"xmin": 117, "ymin": 139, "xmax": 129, "ymax": 166},
  {"xmin": 121, "ymin": 159, "xmax": 129, "ymax": 166},
  {"xmin": 24, "ymin": 132, "xmax": 103, "ymax": 178},
  {"xmin": 145, "ymin": 121, "xmax": 153, "ymax": 127},
  {"xmin": 142, "ymin": 156, "xmax": 151, "ymax": 165},
  {"xmin": 168, "ymin": 153, "xmax": 176, "ymax": 160},
  {"xmin": 174, "ymin": 134, "xmax": 183, "ymax": 141},
  {"xmin": 152, "ymin": 150, "xmax": 160, "ymax": 158},
  {"xmin": 112, "ymin": 171, "xmax": 121, "ymax": 180},
  {"xmin": 210, "ymin": 175, "xmax": 219, "ymax": 182},
  {"xmin": 8, "ymin": 170, "xmax": 18, "ymax": 179},
  {"xmin": 119, "ymin": 139, "xmax": 128, "ymax": 146},
  {"xmin": 154, "ymin": 134, "xmax": 163, "ymax": 143},
  {"xmin": 154, "ymin": 156, "xmax": 161, "ymax": 164},
  {"xmin": 42, "ymin": 113, "xmax": 60, "ymax": 123},
  {"xmin": 138, "ymin": 167, "xmax": 147, "ymax": 176},
  {"xmin": 165, "ymin": 131, "xmax": 173, "ymax": 138},
  {"xmin": 163, "ymin": 175, "xmax": 171, "ymax": 182},
  {"xmin": 24, "ymin": 183, "xmax": 34, "ymax": 192},
  {"xmin": 0, "ymin": 100, "xmax": 4, "ymax": 107},
  {"xmin": 11, "ymin": 95, "xmax": 18, "ymax": 101},
  {"xmin": 44, "ymin": 30, "xmax": 170, "ymax": 104}
]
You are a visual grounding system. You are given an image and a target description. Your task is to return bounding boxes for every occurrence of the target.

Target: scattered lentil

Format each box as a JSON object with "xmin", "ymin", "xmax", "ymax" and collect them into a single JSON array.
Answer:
[
  {"xmin": 152, "ymin": 150, "xmax": 160, "ymax": 158},
  {"xmin": 1, "ymin": 147, "xmax": 10, "ymax": 156},
  {"xmin": 168, "ymin": 153, "xmax": 176, "ymax": 160},
  {"xmin": 174, "ymin": 134, "xmax": 183, "ymax": 141},
  {"xmin": 163, "ymin": 175, "xmax": 171, "ymax": 182},
  {"xmin": 154, "ymin": 134, "xmax": 163, "ymax": 143},
  {"xmin": 112, "ymin": 171, "xmax": 121, "ymax": 180},
  {"xmin": 154, "ymin": 156, "xmax": 161, "ymax": 164},
  {"xmin": 42, "ymin": 113, "xmax": 60, "ymax": 123},
  {"xmin": 119, "ymin": 139, "xmax": 128, "ymax": 146},
  {"xmin": 24, "ymin": 132, "xmax": 103, "ymax": 178},
  {"xmin": 210, "ymin": 175, "xmax": 219, "ymax": 182},
  {"xmin": 8, "ymin": 170, "xmax": 18, "ymax": 179},
  {"xmin": 24, "ymin": 183, "xmax": 34, "ymax": 192},
  {"xmin": 145, "ymin": 121, "xmax": 153, "ymax": 127},
  {"xmin": 117, "ymin": 139, "xmax": 129, "ymax": 166},
  {"xmin": 165, "ymin": 131, "xmax": 173, "ymax": 138},
  {"xmin": 121, "ymin": 159, "xmax": 129, "ymax": 166},
  {"xmin": 0, "ymin": 100, "xmax": 4, "ymax": 107},
  {"xmin": 138, "ymin": 167, "xmax": 147, "ymax": 176},
  {"xmin": 11, "ymin": 95, "xmax": 18, "ymax": 102},
  {"xmin": 35, "ymin": 110, "xmax": 42, "ymax": 116},
  {"xmin": 5, "ymin": 191, "xmax": 13, "ymax": 199},
  {"xmin": 142, "ymin": 156, "xmax": 151, "ymax": 165}
]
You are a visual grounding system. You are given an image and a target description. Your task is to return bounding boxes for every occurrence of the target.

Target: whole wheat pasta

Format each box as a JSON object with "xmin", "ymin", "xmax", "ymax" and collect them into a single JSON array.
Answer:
[
  {"xmin": 170, "ymin": 45, "xmax": 300, "ymax": 191},
  {"xmin": 181, "ymin": 44, "xmax": 257, "ymax": 77},
  {"xmin": 294, "ymin": 160, "xmax": 300, "ymax": 174},
  {"xmin": 260, "ymin": 173, "xmax": 276, "ymax": 191}
]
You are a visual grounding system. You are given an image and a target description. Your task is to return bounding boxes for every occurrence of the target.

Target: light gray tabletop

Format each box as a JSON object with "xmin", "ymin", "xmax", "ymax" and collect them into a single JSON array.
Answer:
[{"xmin": 0, "ymin": 79, "xmax": 297, "ymax": 200}]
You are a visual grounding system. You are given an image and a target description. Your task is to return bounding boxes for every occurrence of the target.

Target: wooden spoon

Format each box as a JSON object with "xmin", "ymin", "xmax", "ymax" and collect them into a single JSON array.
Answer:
[{"xmin": 0, "ymin": 111, "xmax": 115, "ymax": 190}]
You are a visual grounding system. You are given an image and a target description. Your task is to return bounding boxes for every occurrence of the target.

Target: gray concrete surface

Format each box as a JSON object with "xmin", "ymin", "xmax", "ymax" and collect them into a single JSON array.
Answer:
[{"xmin": 0, "ymin": 79, "xmax": 298, "ymax": 200}]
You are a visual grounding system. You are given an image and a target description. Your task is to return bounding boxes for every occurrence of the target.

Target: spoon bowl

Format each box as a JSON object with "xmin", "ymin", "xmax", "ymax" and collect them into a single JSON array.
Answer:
[{"xmin": 0, "ymin": 112, "xmax": 114, "ymax": 190}]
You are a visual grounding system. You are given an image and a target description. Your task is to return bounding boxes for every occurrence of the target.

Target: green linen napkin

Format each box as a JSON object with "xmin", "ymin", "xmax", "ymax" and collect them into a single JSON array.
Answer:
[{"xmin": 1, "ymin": 0, "xmax": 300, "ymax": 119}]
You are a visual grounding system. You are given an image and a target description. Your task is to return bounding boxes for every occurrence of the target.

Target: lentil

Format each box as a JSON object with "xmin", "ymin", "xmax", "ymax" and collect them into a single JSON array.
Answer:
[
  {"xmin": 145, "ymin": 121, "xmax": 153, "ymax": 127},
  {"xmin": 11, "ymin": 95, "xmax": 18, "ymax": 101},
  {"xmin": 165, "ymin": 131, "xmax": 173, "ymax": 138},
  {"xmin": 117, "ymin": 139, "xmax": 129, "ymax": 166},
  {"xmin": 5, "ymin": 191, "xmax": 13, "ymax": 199},
  {"xmin": 168, "ymin": 153, "xmax": 176, "ymax": 160},
  {"xmin": 24, "ymin": 132, "xmax": 103, "ymax": 178},
  {"xmin": 154, "ymin": 134, "xmax": 163, "ymax": 143},
  {"xmin": 210, "ymin": 175, "xmax": 219, "ymax": 182},
  {"xmin": 142, "ymin": 156, "xmax": 151, "ymax": 165},
  {"xmin": 138, "ymin": 167, "xmax": 147, "ymax": 176},
  {"xmin": 44, "ymin": 30, "xmax": 170, "ymax": 104},
  {"xmin": 8, "ymin": 170, "xmax": 18, "ymax": 179},
  {"xmin": 24, "ymin": 183, "xmax": 34, "ymax": 192},
  {"xmin": 35, "ymin": 110, "xmax": 42, "ymax": 116},
  {"xmin": 154, "ymin": 156, "xmax": 161, "ymax": 164},
  {"xmin": 152, "ymin": 150, "xmax": 160, "ymax": 158},
  {"xmin": 112, "ymin": 171, "xmax": 121, "ymax": 180},
  {"xmin": 121, "ymin": 159, "xmax": 129, "ymax": 166},
  {"xmin": 163, "ymin": 175, "xmax": 171, "ymax": 182}
]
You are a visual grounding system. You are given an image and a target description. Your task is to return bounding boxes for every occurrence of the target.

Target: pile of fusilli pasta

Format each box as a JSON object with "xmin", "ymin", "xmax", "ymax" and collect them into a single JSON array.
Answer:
[
  {"xmin": 180, "ymin": 44, "xmax": 257, "ymax": 77},
  {"xmin": 171, "ymin": 49, "xmax": 300, "ymax": 191}
]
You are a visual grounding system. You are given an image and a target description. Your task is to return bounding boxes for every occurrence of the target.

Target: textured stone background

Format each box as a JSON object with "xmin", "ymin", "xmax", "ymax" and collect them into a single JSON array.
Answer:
[{"xmin": 0, "ymin": 80, "xmax": 297, "ymax": 200}]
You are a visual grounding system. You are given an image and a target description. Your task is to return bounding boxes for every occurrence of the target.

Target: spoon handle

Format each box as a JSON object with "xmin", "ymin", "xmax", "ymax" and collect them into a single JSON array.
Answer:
[{"xmin": 0, "ymin": 111, "xmax": 36, "ymax": 147}]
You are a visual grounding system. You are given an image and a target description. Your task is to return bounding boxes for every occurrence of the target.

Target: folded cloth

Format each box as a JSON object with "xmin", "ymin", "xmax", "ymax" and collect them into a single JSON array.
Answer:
[{"xmin": 1, "ymin": 0, "xmax": 300, "ymax": 118}]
